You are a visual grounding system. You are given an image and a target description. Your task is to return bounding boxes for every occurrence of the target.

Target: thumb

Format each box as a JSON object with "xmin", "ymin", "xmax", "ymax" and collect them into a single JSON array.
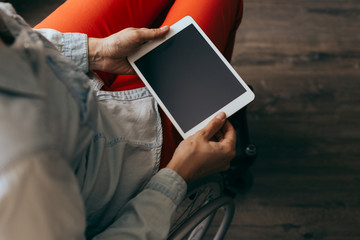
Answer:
[
  {"xmin": 138, "ymin": 26, "xmax": 169, "ymax": 42},
  {"xmin": 197, "ymin": 112, "xmax": 226, "ymax": 140}
]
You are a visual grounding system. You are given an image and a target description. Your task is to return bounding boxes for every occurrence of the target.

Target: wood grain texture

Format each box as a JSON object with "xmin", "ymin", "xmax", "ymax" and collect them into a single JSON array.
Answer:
[
  {"xmin": 222, "ymin": 0, "xmax": 360, "ymax": 239},
  {"xmin": 8, "ymin": 0, "xmax": 360, "ymax": 239}
]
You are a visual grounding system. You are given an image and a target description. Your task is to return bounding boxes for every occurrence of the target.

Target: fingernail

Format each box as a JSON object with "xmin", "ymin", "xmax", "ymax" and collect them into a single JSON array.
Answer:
[
  {"xmin": 160, "ymin": 25, "xmax": 169, "ymax": 30},
  {"xmin": 216, "ymin": 112, "xmax": 226, "ymax": 120}
]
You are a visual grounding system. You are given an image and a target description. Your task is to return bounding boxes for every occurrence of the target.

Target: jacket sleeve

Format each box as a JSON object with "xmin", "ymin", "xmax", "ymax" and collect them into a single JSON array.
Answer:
[
  {"xmin": 93, "ymin": 168, "xmax": 187, "ymax": 240},
  {"xmin": 0, "ymin": 151, "xmax": 87, "ymax": 240},
  {"xmin": 35, "ymin": 28, "xmax": 89, "ymax": 72},
  {"xmin": 0, "ymin": 153, "xmax": 187, "ymax": 240}
]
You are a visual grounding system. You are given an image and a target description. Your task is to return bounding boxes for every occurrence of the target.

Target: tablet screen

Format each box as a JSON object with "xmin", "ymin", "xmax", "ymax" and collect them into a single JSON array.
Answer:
[{"xmin": 135, "ymin": 24, "xmax": 246, "ymax": 133}]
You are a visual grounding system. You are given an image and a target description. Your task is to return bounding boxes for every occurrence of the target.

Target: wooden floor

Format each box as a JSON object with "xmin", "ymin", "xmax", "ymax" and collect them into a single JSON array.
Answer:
[
  {"xmin": 226, "ymin": 0, "xmax": 360, "ymax": 239},
  {"xmin": 13, "ymin": 0, "xmax": 360, "ymax": 239}
]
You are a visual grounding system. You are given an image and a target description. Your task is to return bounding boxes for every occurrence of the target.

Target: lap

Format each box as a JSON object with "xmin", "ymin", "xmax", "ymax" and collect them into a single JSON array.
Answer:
[
  {"xmin": 35, "ymin": 0, "xmax": 243, "ymax": 167},
  {"xmin": 36, "ymin": 0, "xmax": 242, "ymax": 51}
]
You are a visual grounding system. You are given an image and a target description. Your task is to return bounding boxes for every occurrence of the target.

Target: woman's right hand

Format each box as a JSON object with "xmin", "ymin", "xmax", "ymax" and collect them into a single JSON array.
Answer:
[{"xmin": 166, "ymin": 112, "xmax": 236, "ymax": 183}]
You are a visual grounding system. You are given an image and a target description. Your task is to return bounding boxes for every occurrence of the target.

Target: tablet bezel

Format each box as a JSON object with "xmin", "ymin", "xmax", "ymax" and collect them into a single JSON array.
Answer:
[{"xmin": 128, "ymin": 16, "xmax": 255, "ymax": 139}]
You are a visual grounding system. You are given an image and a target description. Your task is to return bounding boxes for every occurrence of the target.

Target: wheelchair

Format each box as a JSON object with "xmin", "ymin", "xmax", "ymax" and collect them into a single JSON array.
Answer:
[{"xmin": 168, "ymin": 105, "xmax": 257, "ymax": 240}]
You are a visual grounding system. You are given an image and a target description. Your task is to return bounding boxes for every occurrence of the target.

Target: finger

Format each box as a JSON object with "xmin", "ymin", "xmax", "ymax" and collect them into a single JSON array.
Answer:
[
  {"xmin": 214, "ymin": 130, "xmax": 224, "ymax": 142},
  {"xmin": 137, "ymin": 26, "xmax": 170, "ymax": 42},
  {"xmin": 198, "ymin": 112, "xmax": 226, "ymax": 140},
  {"xmin": 220, "ymin": 120, "xmax": 236, "ymax": 148}
]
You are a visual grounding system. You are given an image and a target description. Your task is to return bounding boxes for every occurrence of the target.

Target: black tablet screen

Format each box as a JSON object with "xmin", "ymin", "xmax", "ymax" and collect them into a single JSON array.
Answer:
[{"xmin": 135, "ymin": 24, "xmax": 246, "ymax": 133}]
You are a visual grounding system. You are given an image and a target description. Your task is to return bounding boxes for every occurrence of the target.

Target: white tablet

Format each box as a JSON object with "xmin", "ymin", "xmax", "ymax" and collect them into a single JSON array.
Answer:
[{"xmin": 128, "ymin": 16, "xmax": 255, "ymax": 139}]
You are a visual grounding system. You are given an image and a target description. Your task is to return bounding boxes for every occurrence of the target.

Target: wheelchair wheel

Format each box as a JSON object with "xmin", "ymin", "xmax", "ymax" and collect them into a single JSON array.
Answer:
[{"xmin": 168, "ymin": 174, "xmax": 235, "ymax": 240}]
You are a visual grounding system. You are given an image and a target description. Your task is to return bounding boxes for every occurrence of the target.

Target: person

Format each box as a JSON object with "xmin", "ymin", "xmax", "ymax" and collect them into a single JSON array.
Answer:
[{"xmin": 0, "ymin": 0, "xmax": 242, "ymax": 239}]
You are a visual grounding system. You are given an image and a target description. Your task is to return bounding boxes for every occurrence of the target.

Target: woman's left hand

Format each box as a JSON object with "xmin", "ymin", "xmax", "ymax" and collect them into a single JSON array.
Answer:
[{"xmin": 88, "ymin": 26, "xmax": 169, "ymax": 75}]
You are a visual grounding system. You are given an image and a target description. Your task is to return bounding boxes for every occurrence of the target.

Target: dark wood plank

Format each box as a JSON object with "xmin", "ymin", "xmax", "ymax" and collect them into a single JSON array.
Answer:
[{"xmin": 223, "ymin": 0, "xmax": 360, "ymax": 239}]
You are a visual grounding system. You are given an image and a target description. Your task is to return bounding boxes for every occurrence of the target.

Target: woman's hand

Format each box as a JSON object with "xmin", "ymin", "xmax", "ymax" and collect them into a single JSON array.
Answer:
[
  {"xmin": 88, "ymin": 26, "xmax": 169, "ymax": 74},
  {"xmin": 166, "ymin": 112, "xmax": 237, "ymax": 183}
]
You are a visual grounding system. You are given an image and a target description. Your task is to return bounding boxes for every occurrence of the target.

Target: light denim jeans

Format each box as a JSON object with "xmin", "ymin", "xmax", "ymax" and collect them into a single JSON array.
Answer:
[{"xmin": 0, "ymin": 3, "xmax": 186, "ymax": 240}]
